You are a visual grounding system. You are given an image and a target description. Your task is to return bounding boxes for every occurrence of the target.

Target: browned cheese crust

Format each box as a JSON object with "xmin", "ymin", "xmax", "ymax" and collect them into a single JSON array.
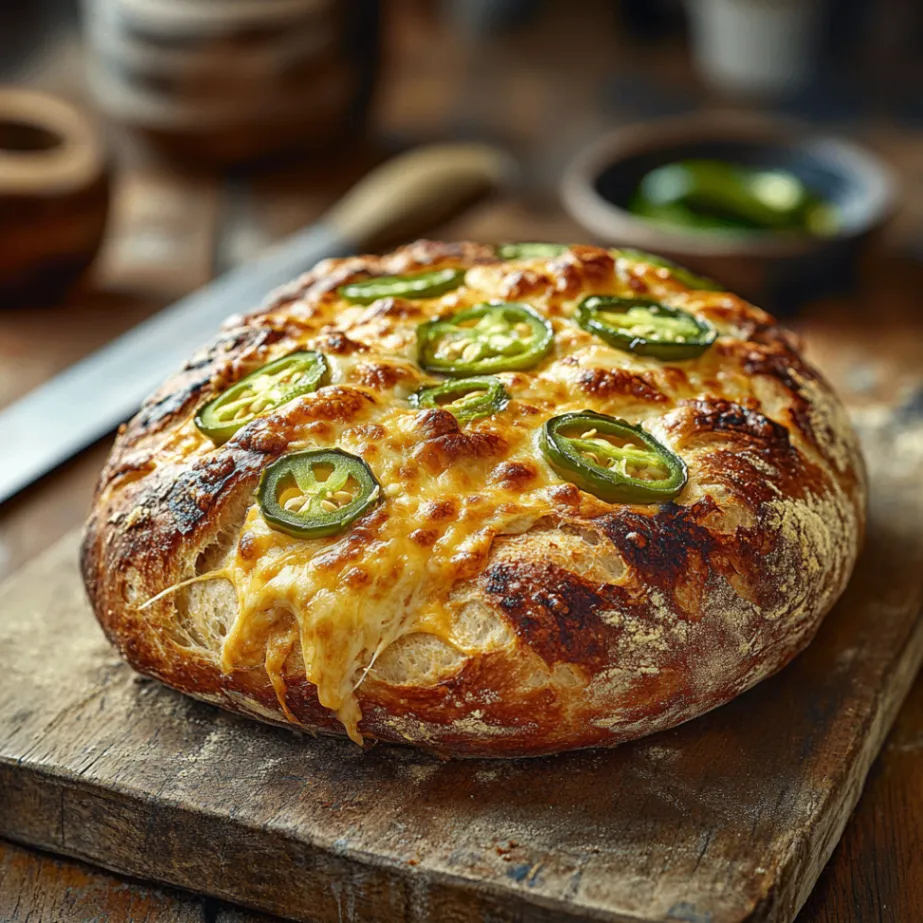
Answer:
[{"xmin": 81, "ymin": 241, "xmax": 866, "ymax": 758}]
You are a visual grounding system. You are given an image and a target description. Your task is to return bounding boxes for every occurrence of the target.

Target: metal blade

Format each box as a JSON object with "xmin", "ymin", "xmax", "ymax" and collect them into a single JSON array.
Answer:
[{"xmin": 0, "ymin": 223, "xmax": 351, "ymax": 505}]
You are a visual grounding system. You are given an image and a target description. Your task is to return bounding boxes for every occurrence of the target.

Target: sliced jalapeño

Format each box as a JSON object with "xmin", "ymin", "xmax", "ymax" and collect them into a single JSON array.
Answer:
[
  {"xmin": 257, "ymin": 448, "xmax": 380, "ymax": 540},
  {"xmin": 614, "ymin": 248, "xmax": 722, "ymax": 291},
  {"xmin": 576, "ymin": 295, "xmax": 716, "ymax": 360},
  {"xmin": 540, "ymin": 411, "xmax": 687, "ymax": 504},
  {"xmin": 417, "ymin": 302, "xmax": 553, "ymax": 377},
  {"xmin": 338, "ymin": 268, "xmax": 464, "ymax": 305},
  {"xmin": 195, "ymin": 351, "xmax": 328, "ymax": 445},
  {"xmin": 411, "ymin": 376, "xmax": 509, "ymax": 422},
  {"xmin": 497, "ymin": 242, "xmax": 568, "ymax": 260}
]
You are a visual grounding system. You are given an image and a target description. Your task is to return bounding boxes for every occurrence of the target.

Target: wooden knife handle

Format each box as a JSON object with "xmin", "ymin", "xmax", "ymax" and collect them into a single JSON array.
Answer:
[{"xmin": 325, "ymin": 143, "xmax": 516, "ymax": 252}]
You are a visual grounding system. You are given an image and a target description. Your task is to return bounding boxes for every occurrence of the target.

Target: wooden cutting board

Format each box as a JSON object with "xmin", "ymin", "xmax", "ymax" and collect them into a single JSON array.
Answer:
[{"xmin": 2, "ymin": 399, "xmax": 923, "ymax": 923}]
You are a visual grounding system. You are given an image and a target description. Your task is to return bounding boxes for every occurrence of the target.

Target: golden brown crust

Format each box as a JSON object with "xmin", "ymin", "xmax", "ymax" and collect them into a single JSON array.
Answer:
[{"xmin": 81, "ymin": 240, "xmax": 865, "ymax": 758}]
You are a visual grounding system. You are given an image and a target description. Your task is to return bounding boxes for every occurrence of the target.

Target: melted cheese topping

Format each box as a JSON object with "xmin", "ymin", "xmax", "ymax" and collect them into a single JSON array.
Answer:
[{"xmin": 147, "ymin": 248, "xmax": 788, "ymax": 742}]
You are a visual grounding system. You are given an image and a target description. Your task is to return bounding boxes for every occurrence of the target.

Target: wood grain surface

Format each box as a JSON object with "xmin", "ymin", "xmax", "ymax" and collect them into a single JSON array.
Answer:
[
  {"xmin": 0, "ymin": 839, "xmax": 207, "ymax": 923},
  {"xmin": 0, "ymin": 838, "xmax": 280, "ymax": 923},
  {"xmin": 1, "ymin": 398, "xmax": 922, "ymax": 923}
]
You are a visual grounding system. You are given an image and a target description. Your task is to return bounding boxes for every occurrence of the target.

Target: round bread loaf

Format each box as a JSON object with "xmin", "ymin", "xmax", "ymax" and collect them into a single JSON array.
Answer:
[{"xmin": 81, "ymin": 240, "xmax": 865, "ymax": 757}]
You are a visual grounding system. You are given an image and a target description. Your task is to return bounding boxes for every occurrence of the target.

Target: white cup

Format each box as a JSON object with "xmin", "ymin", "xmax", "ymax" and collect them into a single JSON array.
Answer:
[{"xmin": 685, "ymin": 0, "xmax": 826, "ymax": 97}]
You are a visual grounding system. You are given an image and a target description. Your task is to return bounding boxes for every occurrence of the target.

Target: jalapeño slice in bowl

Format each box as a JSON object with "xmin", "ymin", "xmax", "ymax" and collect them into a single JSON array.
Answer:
[
  {"xmin": 417, "ymin": 302, "xmax": 553, "ymax": 377},
  {"xmin": 338, "ymin": 268, "xmax": 464, "ymax": 305},
  {"xmin": 613, "ymin": 248, "xmax": 722, "ymax": 292},
  {"xmin": 497, "ymin": 242, "xmax": 568, "ymax": 260},
  {"xmin": 540, "ymin": 411, "xmax": 687, "ymax": 504},
  {"xmin": 576, "ymin": 295, "xmax": 716, "ymax": 361},
  {"xmin": 195, "ymin": 351, "xmax": 328, "ymax": 445},
  {"xmin": 411, "ymin": 376, "xmax": 509, "ymax": 422},
  {"xmin": 258, "ymin": 448, "xmax": 380, "ymax": 540}
]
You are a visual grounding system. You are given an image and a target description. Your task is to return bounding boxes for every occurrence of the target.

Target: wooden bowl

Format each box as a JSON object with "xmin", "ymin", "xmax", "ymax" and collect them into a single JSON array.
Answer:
[
  {"xmin": 561, "ymin": 114, "xmax": 898, "ymax": 313},
  {"xmin": 0, "ymin": 87, "xmax": 110, "ymax": 307}
]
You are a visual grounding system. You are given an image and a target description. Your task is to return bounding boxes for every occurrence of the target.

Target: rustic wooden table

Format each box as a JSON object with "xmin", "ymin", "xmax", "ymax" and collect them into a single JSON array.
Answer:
[{"xmin": 2, "ymin": 2, "xmax": 923, "ymax": 920}]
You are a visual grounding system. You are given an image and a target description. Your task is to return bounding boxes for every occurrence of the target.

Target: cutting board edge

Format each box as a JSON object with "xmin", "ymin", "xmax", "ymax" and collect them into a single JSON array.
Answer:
[
  {"xmin": 757, "ymin": 590, "xmax": 923, "ymax": 923},
  {"xmin": 0, "ymin": 758, "xmax": 649, "ymax": 923},
  {"xmin": 4, "ymin": 594, "xmax": 923, "ymax": 923}
]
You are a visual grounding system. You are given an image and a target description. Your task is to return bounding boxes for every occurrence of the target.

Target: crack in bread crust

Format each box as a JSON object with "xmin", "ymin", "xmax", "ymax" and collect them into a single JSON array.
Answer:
[{"xmin": 81, "ymin": 239, "xmax": 865, "ymax": 758}]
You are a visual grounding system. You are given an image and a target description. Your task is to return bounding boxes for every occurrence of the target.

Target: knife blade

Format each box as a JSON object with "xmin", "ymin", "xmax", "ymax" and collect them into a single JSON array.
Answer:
[{"xmin": 0, "ymin": 143, "xmax": 514, "ymax": 505}]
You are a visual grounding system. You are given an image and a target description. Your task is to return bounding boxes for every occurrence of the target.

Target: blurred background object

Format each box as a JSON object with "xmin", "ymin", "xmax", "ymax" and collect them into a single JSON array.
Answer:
[
  {"xmin": 0, "ymin": 86, "xmax": 109, "ymax": 306},
  {"xmin": 685, "ymin": 0, "xmax": 827, "ymax": 98},
  {"xmin": 82, "ymin": 0, "xmax": 380, "ymax": 167},
  {"xmin": 562, "ymin": 113, "xmax": 897, "ymax": 308},
  {"xmin": 0, "ymin": 0, "xmax": 918, "ymax": 308}
]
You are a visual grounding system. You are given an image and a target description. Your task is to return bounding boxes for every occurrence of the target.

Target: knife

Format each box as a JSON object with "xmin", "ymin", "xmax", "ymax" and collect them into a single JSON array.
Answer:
[{"xmin": 0, "ymin": 143, "xmax": 515, "ymax": 505}]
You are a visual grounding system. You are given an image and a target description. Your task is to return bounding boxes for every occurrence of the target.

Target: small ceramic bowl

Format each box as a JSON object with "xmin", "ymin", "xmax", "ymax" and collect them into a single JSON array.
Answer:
[{"xmin": 561, "ymin": 114, "xmax": 898, "ymax": 313}]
